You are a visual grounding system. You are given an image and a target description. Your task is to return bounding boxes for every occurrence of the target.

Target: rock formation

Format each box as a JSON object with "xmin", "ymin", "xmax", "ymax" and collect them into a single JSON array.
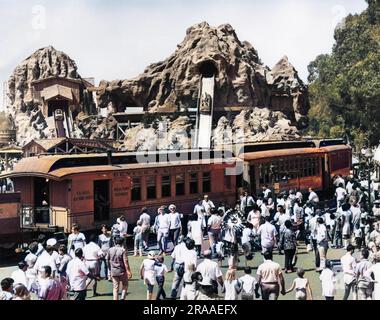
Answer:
[
  {"xmin": 7, "ymin": 46, "xmax": 80, "ymax": 109},
  {"xmin": 97, "ymin": 21, "xmax": 309, "ymax": 128},
  {"xmin": 6, "ymin": 22, "xmax": 310, "ymax": 148},
  {"xmin": 5, "ymin": 46, "xmax": 107, "ymax": 145}
]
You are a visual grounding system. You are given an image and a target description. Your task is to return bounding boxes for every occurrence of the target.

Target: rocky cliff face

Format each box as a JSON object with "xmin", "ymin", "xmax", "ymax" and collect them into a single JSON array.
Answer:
[
  {"xmin": 6, "ymin": 46, "xmax": 107, "ymax": 145},
  {"xmin": 7, "ymin": 46, "xmax": 80, "ymax": 109},
  {"xmin": 97, "ymin": 21, "xmax": 309, "ymax": 128},
  {"xmin": 6, "ymin": 22, "xmax": 309, "ymax": 148}
]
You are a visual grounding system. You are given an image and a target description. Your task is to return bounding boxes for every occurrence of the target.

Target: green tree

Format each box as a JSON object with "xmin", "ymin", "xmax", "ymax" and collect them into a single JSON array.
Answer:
[{"xmin": 306, "ymin": 1, "xmax": 380, "ymax": 149}]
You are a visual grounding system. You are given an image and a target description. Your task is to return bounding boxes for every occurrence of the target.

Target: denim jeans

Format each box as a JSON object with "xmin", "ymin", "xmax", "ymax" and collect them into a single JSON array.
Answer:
[
  {"xmin": 157, "ymin": 229, "xmax": 169, "ymax": 253},
  {"xmin": 156, "ymin": 275, "xmax": 166, "ymax": 300},
  {"xmin": 171, "ymin": 263, "xmax": 184, "ymax": 299},
  {"xmin": 169, "ymin": 228, "xmax": 181, "ymax": 247}
]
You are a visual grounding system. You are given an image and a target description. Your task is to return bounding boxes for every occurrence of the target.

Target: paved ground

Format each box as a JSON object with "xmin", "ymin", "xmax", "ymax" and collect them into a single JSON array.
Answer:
[{"xmin": 0, "ymin": 241, "xmax": 353, "ymax": 300}]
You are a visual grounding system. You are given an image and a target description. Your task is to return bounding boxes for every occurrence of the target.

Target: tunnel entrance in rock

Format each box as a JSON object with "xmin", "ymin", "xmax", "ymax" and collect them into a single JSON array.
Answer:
[{"xmin": 198, "ymin": 61, "xmax": 217, "ymax": 78}]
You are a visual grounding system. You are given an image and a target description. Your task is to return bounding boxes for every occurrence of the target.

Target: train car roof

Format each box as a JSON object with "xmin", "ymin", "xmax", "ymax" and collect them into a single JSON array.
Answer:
[
  {"xmin": 1, "ymin": 151, "xmax": 239, "ymax": 181},
  {"xmin": 239, "ymin": 145, "xmax": 351, "ymax": 161}
]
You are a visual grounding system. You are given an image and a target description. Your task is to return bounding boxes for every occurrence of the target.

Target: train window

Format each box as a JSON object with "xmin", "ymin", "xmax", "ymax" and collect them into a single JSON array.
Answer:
[
  {"xmin": 202, "ymin": 172, "xmax": 211, "ymax": 193},
  {"xmin": 146, "ymin": 176, "xmax": 156, "ymax": 199},
  {"xmin": 131, "ymin": 177, "xmax": 141, "ymax": 201},
  {"xmin": 307, "ymin": 159, "xmax": 313, "ymax": 176},
  {"xmin": 301, "ymin": 159, "xmax": 306, "ymax": 177},
  {"xmin": 161, "ymin": 175, "xmax": 171, "ymax": 198},
  {"xmin": 225, "ymin": 175, "xmax": 232, "ymax": 190},
  {"xmin": 189, "ymin": 172, "xmax": 198, "ymax": 194},
  {"xmin": 176, "ymin": 174, "xmax": 185, "ymax": 196},
  {"xmin": 259, "ymin": 164, "xmax": 264, "ymax": 184}
]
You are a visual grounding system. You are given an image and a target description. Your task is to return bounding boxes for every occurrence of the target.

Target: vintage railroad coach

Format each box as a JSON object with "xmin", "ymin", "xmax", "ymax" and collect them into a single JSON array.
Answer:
[
  {"xmin": 239, "ymin": 142, "xmax": 352, "ymax": 195},
  {"xmin": 2, "ymin": 151, "xmax": 238, "ymax": 233}
]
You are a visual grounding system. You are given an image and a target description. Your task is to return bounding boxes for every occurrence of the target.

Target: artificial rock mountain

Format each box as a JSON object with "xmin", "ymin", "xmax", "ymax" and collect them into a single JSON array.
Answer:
[
  {"xmin": 97, "ymin": 22, "xmax": 309, "ymax": 128},
  {"xmin": 5, "ymin": 22, "xmax": 309, "ymax": 149}
]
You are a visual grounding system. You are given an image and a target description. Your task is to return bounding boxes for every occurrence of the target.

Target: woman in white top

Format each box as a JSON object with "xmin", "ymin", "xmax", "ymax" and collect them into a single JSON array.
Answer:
[
  {"xmin": 285, "ymin": 268, "xmax": 313, "ymax": 300},
  {"xmin": 68, "ymin": 224, "xmax": 86, "ymax": 258},
  {"xmin": 187, "ymin": 214, "xmax": 203, "ymax": 257},
  {"xmin": 222, "ymin": 268, "xmax": 242, "ymax": 300},
  {"xmin": 140, "ymin": 251, "xmax": 157, "ymax": 300}
]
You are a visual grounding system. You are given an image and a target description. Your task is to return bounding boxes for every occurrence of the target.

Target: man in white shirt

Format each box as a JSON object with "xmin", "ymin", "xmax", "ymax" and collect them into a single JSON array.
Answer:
[
  {"xmin": 207, "ymin": 209, "xmax": 223, "ymax": 256},
  {"xmin": 196, "ymin": 250, "xmax": 223, "ymax": 294},
  {"xmin": 240, "ymin": 191, "xmax": 255, "ymax": 215},
  {"xmin": 334, "ymin": 175, "xmax": 346, "ymax": 189},
  {"xmin": 256, "ymin": 251, "xmax": 285, "ymax": 300},
  {"xmin": 34, "ymin": 245, "xmax": 58, "ymax": 278},
  {"xmin": 11, "ymin": 261, "xmax": 28, "ymax": 286},
  {"xmin": 308, "ymin": 188, "xmax": 319, "ymax": 203},
  {"xmin": 257, "ymin": 216, "xmax": 277, "ymax": 254},
  {"xmin": 335, "ymin": 183, "xmax": 347, "ymax": 208},
  {"xmin": 273, "ymin": 206, "xmax": 291, "ymax": 235},
  {"xmin": 239, "ymin": 267, "xmax": 260, "ymax": 300},
  {"xmin": 66, "ymin": 248, "xmax": 96, "ymax": 300},
  {"xmin": 307, "ymin": 212, "xmax": 320, "ymax": 269},
  {"xmin": 37, "ymin": 265, "xmax": 64, "ymax": 300},
  {"xmin": 170, "ymin": 238, "xmax": 197, "ymax": 299},
  {"xmin": 341, "ymin": 244, "xmax": 357, "ymax": 300},
  {"xmin": 83, "ymin": 234, "xmax": 104, "ymax": 297},
  {"xmin": 139, "ymin": 207, "xmax": 151, "ymax": 250},
  {"xmin": 154, "ymin": 206, "xmax": 170, "ymax": 255},
  {"xmin": 193, "ymin": 198, "xmax": 205, "ymax": 222},
  {"xmin": 262, "ymin": 185, "xmax": 272, "ymax": 199},
  {"xmin": 202, "ymin": 195, "xmax": 215, "ymax": 232},
  {"xmin": 316, "ymin": 217, "xmax": 329, "ymax": 271},
  {"xmin": 0, "ymin": 278, "xmax": 14, "ymax": 300}
]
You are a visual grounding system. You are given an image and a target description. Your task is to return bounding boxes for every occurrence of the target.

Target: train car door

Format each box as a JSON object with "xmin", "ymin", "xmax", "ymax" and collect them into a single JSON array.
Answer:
[
  {"xmin": 94, "ymin": 180, "xmax": 110, "ymax": 222},
  {"xmin": 33, "ymin": 177, "xmax": 50, "ymax": 224},
  {"xmin": 321, "ymin": 155, "xmax": 330, "ymax": 195}
]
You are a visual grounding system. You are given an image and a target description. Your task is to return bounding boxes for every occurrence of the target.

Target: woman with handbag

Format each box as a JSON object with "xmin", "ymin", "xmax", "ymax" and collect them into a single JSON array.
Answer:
[{"xmin": 281, "ymin": 220, "xmax": 297, "ymax": 273}]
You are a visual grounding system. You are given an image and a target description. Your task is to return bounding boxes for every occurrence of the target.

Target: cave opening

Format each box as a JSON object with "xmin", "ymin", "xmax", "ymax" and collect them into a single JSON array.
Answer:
[{"xmin": 198, "ymin": 60, "xmax": 218, "ymax": 78}]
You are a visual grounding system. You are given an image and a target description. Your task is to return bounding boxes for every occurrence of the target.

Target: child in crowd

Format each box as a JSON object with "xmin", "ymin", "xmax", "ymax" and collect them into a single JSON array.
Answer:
[
  {"xmin": 238, "ymin": 267, "xmax": 260, "ymax": 300},
  {"xmin": 222, "ymin": 268, "xmax": 242, "ymax": 300},
  {"xmin": 155, "ymin": 256, "xmax": 168, "ymax": 300},
  {"xmin": 140, "ymin": 251, "xmax": 157, "ymax": 300},
  {"xmin": 319, "ymin": 260, "xmax": 336, "ymax": 300},
  {"xmin": 354, "ymin": 227, "xmax": 363, "ymax": 250},
  {"xmin": 133, "ymin": 221, "xmax": 143, "ymax": 257},
  {"xmin": 180, "ymin": 264, "xmax": 197, "ymax": 300},
  {"xmin": 334, "ymin": 214, "xmax": 343, "ymax": 248},
  {"xmin": 285, "ymin": 268, "xmax": 313, "ymax": 300}
]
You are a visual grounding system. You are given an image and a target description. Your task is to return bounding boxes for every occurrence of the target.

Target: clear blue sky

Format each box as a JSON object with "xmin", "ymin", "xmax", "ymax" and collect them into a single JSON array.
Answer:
[{"xmin": 0, "ymin": 0, "xmax": 368, "ymax": 109}]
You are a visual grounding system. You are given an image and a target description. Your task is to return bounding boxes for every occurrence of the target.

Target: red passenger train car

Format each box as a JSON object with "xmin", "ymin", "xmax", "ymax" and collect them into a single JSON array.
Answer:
[
  {"xmin": 238, "ymin": 140, "xmax": 352, "ymax": 195},
  {"xmin": 0, "ymin": 150, "xmax": 238, "ymax": 237},
  {"xmin": 0, "ymin": 140, "xmax": 352, "ymax": 251}
]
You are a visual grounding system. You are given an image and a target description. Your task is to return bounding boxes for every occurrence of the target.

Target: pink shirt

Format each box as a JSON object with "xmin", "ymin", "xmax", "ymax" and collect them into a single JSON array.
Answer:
[{"xmin": 38, "ymin": 278, "xmax": 64, "ymax": 300}]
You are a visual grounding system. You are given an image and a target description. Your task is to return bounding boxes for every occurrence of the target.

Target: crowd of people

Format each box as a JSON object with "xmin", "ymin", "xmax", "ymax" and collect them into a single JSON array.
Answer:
[{"xmin": 1, "ymin": 174, "xmax": 380, "ymax": 301}]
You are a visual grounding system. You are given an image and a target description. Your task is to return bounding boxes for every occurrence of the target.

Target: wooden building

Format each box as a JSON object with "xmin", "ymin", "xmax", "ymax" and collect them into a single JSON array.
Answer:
[
  {"xmin": 30, "ymin": 77, "xmax": 94, "ymax": 118},
  {"xmin": 22, "ymin": 138, "xmax": 115, "ymax": 157}
]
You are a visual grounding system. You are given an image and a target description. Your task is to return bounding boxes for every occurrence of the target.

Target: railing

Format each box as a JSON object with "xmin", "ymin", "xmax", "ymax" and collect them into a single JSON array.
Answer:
[{"xmin": 20, "ymin": 205, "xmax": 69, "ymax": 231}]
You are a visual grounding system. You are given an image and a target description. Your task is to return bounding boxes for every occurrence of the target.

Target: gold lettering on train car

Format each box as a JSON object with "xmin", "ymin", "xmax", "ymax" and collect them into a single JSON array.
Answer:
[{"xmin": 73, "ymin": 190, "xmax": 93, "ymax": 201}]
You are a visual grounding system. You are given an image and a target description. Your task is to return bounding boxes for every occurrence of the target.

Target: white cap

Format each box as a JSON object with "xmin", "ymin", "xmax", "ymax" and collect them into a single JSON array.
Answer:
[
  {"xmin": 46, "ymin": 238, "xmax": 57, "ymax": 246},
  {"xmin": 148, "ymin": 250, "xmax": 156, "ymax": 259}
]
